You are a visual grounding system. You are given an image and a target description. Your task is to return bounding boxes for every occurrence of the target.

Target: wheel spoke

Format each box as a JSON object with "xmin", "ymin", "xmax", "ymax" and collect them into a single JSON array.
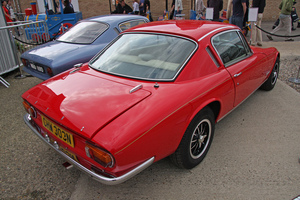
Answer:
[
  {"xmin": 191, "ymin": 141, "xmax": 197, "ymax": 149},
  {"xmin": 190, "ymin": 122, "xmax": 209, "ymax": 156},
  {"xmin": 188, "ymin": 116, "xmax": 213, "ymax": 161}
]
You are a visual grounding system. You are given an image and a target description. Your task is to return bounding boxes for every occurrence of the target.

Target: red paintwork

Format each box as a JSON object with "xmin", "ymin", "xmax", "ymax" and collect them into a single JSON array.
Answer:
[{"xmin": 22, "ymin": 20, "xmax": 279, "ymax": 179}]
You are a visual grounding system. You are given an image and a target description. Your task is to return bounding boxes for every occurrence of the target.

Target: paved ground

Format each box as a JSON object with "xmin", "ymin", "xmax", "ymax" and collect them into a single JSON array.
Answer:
[{"xmin": 0, "ymin": 21, "xmax": 300, "ymax": 200}]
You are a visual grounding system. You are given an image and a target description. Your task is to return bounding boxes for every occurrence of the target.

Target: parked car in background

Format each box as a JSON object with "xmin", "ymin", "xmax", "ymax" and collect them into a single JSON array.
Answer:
[
  {"xmin": 22, "ymin": 20, "xmax": 279, "ymax": 185},
  {"xmin": 21, "ymin": 15, "xmax": 149, "ymax": 80}
]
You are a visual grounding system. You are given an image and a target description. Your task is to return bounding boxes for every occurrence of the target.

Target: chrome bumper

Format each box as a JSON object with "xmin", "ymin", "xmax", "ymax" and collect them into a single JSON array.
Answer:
[{"xmin": 23, "ymin": 113, "xmax": 154, "ymax": 185}]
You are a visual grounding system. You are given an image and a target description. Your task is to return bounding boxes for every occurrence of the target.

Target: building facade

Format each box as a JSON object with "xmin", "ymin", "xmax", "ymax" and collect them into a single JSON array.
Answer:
[{"xmin": 18, "ymin": 0, "xmax": 299, "ymax": 22}]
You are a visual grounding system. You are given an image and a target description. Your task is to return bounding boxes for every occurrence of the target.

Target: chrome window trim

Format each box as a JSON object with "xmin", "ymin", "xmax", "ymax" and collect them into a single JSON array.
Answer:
[
  {"xmin": 89, "ymin": 32, "xmax": 199, "ymax": 82},
  {"xmin": 238, "ymin": 31, "xmax": 252, "ymax": 54},
  {"xmin": 198, "ymin": 26, "xmax": 236, "ymax": 42},
  {"xmin": 118, "ymin": 19, "xmax": 149, "ymax": 32}
]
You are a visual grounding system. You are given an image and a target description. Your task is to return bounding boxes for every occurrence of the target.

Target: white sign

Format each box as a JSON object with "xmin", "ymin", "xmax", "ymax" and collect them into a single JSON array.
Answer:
[
  {"xmin": 206, "ymin": 8, "xmax": 214, "ymax": 20},
  {"xmin": 248, "ymin": 8, "xmax": 258, "ymax": 22}
]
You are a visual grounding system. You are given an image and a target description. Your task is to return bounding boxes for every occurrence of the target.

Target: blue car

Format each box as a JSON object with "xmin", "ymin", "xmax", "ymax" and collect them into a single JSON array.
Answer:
[{"xmin": 21, "ymin": 15, "xmax": 149, "ymax": 80}]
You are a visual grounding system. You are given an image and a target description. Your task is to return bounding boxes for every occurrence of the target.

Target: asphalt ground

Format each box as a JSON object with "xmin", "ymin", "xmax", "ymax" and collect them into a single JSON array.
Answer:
[{"xmin": 0, "ymin": 21, "xmax": 300, "ymax": 200}]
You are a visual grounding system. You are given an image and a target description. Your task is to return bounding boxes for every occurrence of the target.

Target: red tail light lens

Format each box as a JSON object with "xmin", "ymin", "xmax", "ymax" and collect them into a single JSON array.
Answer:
[
  {"xmin": 47, "ymin": 67, "xmax": 53, "ymax": 76},
  {"xmin": 22, "ymin": 101, "xmax": 36, "ymax": 118},
  {"xmin": 21, "ymin": 58, "xmax": 28, "ymax": 67}
]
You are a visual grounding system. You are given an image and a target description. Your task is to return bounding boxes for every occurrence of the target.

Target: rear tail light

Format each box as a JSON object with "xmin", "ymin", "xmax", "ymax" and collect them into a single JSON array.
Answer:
[
  {"xmin": 47, "ymin": 67, "xmax": 53, "ymax": 77},
  {"xmin": 21, "ymin": 58, "xmax": 28, "ymax": 67},
  {"xmin": 23, "ymin": 101, "xmax": 37, "ymax": 118},
  {"xmin": 85, "ymin": 143, "xmax": 114, "ymax": 168}
]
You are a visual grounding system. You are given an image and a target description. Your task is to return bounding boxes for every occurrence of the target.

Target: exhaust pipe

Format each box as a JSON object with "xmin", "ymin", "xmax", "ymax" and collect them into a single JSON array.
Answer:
[{"xmin": 63, "ymin": 162, "xmax": 73, "ymax": 169}]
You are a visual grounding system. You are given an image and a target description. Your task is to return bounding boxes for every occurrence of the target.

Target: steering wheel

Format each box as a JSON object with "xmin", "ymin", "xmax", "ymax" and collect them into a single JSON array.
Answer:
[{"xmin": 216, "ymin": 42, "xmax": 240, "ymax": 63}]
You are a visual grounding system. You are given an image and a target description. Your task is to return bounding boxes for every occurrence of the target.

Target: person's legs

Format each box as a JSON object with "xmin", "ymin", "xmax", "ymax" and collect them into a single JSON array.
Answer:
[
  {"xmin": 256, "ymin": 13, "xmax": 263, "ymax": 45},
  {"xmin": 279, "ymin": 16, "xmax": 293, "ymax": 41},
  {"xmin": 174, "ymin": 10, "xmax": 178, "ymax": 18},
  {"xmin": 271, "ymin": 18, "xmax": 284, "ymax": 34},
  {"xmin": 231, "ymin": 16, "xmax": 243, "ymax": 29},
  {"xmin": 267, "ymin": 16, "xmax": 285, "ymax": 40},
  {"xmin": 284, "ymin": 16, "xmax": 292, "ymax": 38},
  {"xmin": 251, "ymin": 21, "xmax": 257, "ymax": 45},
  {"xmin": 236, "ymin": 16, "xmax": 243, "ymax": 30}
]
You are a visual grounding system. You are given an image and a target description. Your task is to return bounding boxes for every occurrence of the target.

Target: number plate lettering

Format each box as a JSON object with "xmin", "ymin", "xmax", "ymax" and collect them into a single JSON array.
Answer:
[{"xmin": 42, "ymin": 115, "xmax": 74, "ymax": 148}]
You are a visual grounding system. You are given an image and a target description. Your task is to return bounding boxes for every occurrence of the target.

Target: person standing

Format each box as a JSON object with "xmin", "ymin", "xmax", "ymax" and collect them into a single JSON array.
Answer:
[
  {"xmin": 63, "ymin": 0, "xmax": 74, "ymax": 14},
  {"xmin": 174, "ymin": 0, "xmax": 183, "ymax": 18},
  {"xmin": 207, "ymin": 0, "xmax": 223, "ymax": 21},
  {"xmin": 114, "ymin": 0, "xmax": 133, "ymax": 14},
  {"xmin": 251, "ymin": 0, "xmax": 266, "ymax": 46},
  {"xmin": 229, "ymin": 0, "xmax": 247, "ymax": 29},
  {"xmin": 139, "ymin": 0, "xmax": 145, "ymax": 15},
  {"xmin": 226, "ymin": 0, "xmax": 233, "ymax": 19},
  {"xmin": 267, "ymin": 0, "xmax": 294, "ymax": 41},
  {"xmin": 2, "ymin": 0, "xmax": 12, "ymax": 23},
  {"xmin": 195, "ymin": 0, "xmax": 206, "ymax": 20},
  {"xmin": 243, "ymin": 0, "xmax": 249, "ymax": 27},
  {"xmin": 170, "ymin": 0, "xmax": 175, "ymax": 19},
  {"xmin": 7, "ymin": 0, "xmax": 15, "ymax": 21},
  {"xmin": 132, "ymin": 0, "xmax": 139, "ymax": 14},
  {"xmin": 144, "ymin": 0, "xmax": 153, "ymax": 21},
  {"xmin": 144, "ymin": 0, "xmax": 150, "ymax": 12}
]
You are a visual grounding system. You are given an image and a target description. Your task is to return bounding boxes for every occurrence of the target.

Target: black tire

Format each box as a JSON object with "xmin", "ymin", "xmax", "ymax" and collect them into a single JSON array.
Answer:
[
  {"xmin": 170, "ymin": 107, "xmax": 215, "ymax": 169},
  {"xmin": 260, "ymin": 57, "xmax": 280, "ymax": 91}
]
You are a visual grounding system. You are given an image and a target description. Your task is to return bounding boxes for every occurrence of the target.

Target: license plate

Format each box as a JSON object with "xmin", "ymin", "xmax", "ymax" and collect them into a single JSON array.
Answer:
[
  {"xmin": 41, "ymin": 115, "xmax": 74, "ymax": 148},
  {"xmin": 30, "ymin": 63, "xmax": 44, "ymax": 72},
  {"xmin": 30, "ymin": 63, "xmax": 36, "ymax": 69},
  {"xmin": 59, "ymin": 146, "xmax": 78, "ymax": 162}
]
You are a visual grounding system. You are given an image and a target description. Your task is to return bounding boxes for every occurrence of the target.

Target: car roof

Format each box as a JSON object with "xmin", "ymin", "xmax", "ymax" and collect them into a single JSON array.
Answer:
[
  {"xmin": 124, "ymin": 20, "xmax": 239, "ymax": 41},
  {"xmin": 86, "ymin": 14, "xmax": 149, "ymax": 24}
]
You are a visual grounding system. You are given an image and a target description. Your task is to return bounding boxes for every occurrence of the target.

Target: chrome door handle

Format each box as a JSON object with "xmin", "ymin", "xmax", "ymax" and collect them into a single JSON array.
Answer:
[{"xmin": 234, "ymin": 72, "xmax": 242, "ymax": 77}]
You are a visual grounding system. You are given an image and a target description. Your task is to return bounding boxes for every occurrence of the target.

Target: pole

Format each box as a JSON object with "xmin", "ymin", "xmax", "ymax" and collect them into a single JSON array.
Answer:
[
  {"xmin": 166, "ymin": 0, "xmax": 168, "ymax": 11},
  {"xmin": 109, "ymin": 0, "xmax": 112, "ymax": 14},
  {"xmin": 288, "ymin": 66, "xmax": 300, "ymax": 84}
]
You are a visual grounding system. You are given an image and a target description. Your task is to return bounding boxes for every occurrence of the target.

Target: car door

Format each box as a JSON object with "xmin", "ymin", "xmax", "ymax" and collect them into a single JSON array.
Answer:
[{"xmin": 212, "ymin": 30, "xmax": 267, "ymax": 107}]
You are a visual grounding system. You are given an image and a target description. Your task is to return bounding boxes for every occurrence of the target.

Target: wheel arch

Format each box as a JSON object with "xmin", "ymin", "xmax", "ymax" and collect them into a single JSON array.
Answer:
[
  {"xmin": 206, "ymin": 101, "xmax": 221, "ymax": 122},
  {"xmin": 189, "ymin": 99, "xmax": 221, "ymax": 123},
  {"xmin": 274, "ymin": 52, "xmax": 280, "ymax": 67}
]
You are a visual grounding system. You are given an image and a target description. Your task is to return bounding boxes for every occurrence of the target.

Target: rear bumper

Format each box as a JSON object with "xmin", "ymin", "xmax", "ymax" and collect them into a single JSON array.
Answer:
[
  {"xmin": 23, "ymin": 66, "xmax": 50, "ymax": 80},
  {"xmin": 23, "ymin": 113, "xmax": 154, "ymax": 185}
]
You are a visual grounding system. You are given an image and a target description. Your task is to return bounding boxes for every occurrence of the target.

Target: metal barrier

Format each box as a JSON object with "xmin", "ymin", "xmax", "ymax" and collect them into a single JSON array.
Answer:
[
  {"xmin": 0, "ymin": 20, "xmax": 49, "ymax": 88},
  {"xmin": 289, "ymin": 66, "xmax": 300, "ymax": 84}
]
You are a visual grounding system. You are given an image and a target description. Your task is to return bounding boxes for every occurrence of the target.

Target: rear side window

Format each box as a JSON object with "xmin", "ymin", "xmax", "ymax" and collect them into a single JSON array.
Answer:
[
  {"xmin": 58, "ymin": 21, "xmax": 109, "ymax": 44},
  {"xmin": 119, "ymin": 20, "xmax": 147, "ymax": 32},
  {"xmin": 212, "ymin": 31, "xmax": 248, "ymax": 66}
]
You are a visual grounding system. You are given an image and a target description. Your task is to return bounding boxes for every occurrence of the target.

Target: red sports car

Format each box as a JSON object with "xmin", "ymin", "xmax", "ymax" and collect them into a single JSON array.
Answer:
[{"xmin": 22, "ymin": 20, "xmax": 279, "ymax": 185}]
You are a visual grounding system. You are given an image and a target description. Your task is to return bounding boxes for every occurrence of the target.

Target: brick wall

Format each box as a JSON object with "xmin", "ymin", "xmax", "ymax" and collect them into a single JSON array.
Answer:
[{"xmin": 18, "ymin": 0, "xmax": 300, "ymax": 21}]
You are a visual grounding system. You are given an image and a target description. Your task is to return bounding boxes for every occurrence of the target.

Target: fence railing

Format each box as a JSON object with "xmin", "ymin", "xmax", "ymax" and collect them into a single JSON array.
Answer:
[{"xmin": 0, "ymin": 20, "xmax": 49, "ymax": 88}]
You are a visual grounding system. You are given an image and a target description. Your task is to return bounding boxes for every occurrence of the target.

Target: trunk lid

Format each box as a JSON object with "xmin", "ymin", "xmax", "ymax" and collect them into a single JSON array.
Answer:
[{"xmin": 23, "ymin": 69, "xmax": 151, "ymax": 139}]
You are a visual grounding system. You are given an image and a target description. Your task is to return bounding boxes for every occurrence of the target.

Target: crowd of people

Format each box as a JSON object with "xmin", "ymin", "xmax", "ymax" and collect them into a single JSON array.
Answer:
[
  {"xmin": 1, "ymin": 0, "xmax": 15, "ymax": 23},
  {"xmin": 112, "ymin": 0, "xmax": 151, "ymax": 20},
  {"xmin": 2, "ymin": 0, "xmax": 296, "ymax": 43},
  {"xmin": 111, "ymin": 0, "xmax": 296, "ymax": 44}
]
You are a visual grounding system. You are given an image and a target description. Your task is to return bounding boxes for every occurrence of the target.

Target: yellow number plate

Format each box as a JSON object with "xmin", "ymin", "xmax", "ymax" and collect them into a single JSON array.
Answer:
[
  {"xmin": 42, "ymin": 115, "xmax": 74, "ymax": 148},
  {"xmin": 59, "ymin": 146, "xmax": 78, "ymax": 162}
]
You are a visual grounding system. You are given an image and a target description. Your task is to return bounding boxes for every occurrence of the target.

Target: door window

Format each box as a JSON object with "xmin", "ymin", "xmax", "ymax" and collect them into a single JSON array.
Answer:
[{"xmin": 212, "ymin": 31, "xmax": 249, "ymax": 66}]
